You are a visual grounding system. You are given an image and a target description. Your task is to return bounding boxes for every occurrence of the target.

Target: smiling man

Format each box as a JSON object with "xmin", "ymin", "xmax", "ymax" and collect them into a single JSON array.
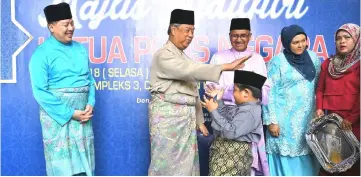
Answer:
[
  {"xmin": 148, "ymin": 9, "xmax": 250, "ymax": 176},
  {"xmin": 206, "ymin": 18, "xmax": 271, "ymax": 176},
  {"xmin": 29, "ymin": 2, "xmax": 96, "ymax": 176}
]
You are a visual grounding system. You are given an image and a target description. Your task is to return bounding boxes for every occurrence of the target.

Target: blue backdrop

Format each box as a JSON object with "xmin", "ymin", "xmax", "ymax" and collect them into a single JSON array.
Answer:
[{"xmin": 1, "ymin": 0, "xmax": 360, "ymax": 175}]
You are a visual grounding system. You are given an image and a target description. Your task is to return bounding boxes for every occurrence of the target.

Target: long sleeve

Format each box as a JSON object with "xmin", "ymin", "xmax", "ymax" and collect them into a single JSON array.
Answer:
[
  {"xmin": 345, "ymin": 93, "xmax": 360, "ymax": 124},
  {"xmin": 259, "ymin": 58, "xmax": 271, "ymax": 105},
  {"xmin": 345, "ymin": 64, "xmax": 360, "ymax": 124},
  {"xmin": 216, "ymin": 99, "xmax": 230, "ymax": 115},
  {"xmin": 156, "ymin": 49, "xmax": 222, "ymax": 82},
  {"xmin": 216, "ymin": 99, "xmax": 227, "ymax": 112},
  {"xmin": 261, "ymin": 80, "xmax": 271, "ymax": 105},
  {"xmin": 86, "ymin": 46, "xmax": 96, "ymax": 107},
  {"xmin": 313, "ymin": 53, "xmax": 322, "ymax": 84},
  {"xmin": 29, "ymin": 51, "xmax": 74, "ymax": 126},
  {"xmin": 205, "ymin": 53, "xmax": 220, "ymax": 85},
  {"xmin": 195, "ymin": 92, "xmax": 205, "ymax": 125},
  {"xmin": 316, "ymin": 60, "xmax": 328, "ymax": 110},
  {"xmin": 87, "ymin": 74, "xmax": 96, "ymax": 107},
  {"xmin": 210, "ymin": 108, "xmax": 257, "ymax": 140},
  {"xmin": 211, "ymin": 100, "xmax": 227, "ymax": 131},
  {"xmin": 262, "ymin": 57, "xmax": 282, "ymax": 125}
]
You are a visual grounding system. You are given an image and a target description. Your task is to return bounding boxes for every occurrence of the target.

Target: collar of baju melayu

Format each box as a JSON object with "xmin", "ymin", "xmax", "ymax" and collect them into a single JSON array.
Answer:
[
  {"xmin": 49, "ymin": 35, "xmax": 73, "ymax": 48},
  {"xmin": 230, "ymin": 47, "xmax": 253, "ymax": 56},
  {"xmin": 236, "ymin": 100, "xmax": 260, "ymax": 107},
  {"xmin": 166, "ymin": 40, "xmax": 184, "ymax": 56}
]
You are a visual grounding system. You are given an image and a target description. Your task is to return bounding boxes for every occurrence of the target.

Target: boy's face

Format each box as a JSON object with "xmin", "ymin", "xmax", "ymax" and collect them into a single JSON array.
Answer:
[{"xmin": 233, "ymin": 85, "xmax": 250, "ymax": 104}]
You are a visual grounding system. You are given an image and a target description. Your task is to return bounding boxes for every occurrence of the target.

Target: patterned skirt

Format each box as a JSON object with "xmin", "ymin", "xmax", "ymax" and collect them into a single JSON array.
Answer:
[
  {"xmin": 148, "ymin": 93, "xmax": 200, "ymax": 176},
  {"xmin": 40, "ymin": 86, "xmax": 95, "ymax": 176},
  {"xmin": 209, "ymin": 137, "xmax": 253, "ymax": 176}
]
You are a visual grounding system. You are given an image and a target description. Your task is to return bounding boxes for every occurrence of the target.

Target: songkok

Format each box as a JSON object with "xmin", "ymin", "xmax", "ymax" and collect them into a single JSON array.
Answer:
[
  {"xmin": 234, "ymin": 70, "xmax": 266, "ymax": 90},
  {"xmin": 44, "ymin": 2, "xmax": 72, "ymax": 23},
  {"xmin": 170, "ymin": 9, "xmax": 195, "ymax": 25},
  {"xmin": 230, "ymin": 18, "xmax": 251, "ymax": 31}
]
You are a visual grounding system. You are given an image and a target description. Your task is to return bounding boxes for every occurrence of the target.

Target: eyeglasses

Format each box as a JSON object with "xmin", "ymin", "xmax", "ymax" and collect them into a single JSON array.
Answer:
[{"xmin": 230, "ymin": 34, "xmax": 251, "ymax": 40}]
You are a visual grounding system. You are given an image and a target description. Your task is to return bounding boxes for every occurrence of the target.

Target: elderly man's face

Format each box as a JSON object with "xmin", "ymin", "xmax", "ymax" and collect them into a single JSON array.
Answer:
[
  {"xmin": 49, "ymin": 19, "xmax": 74, "ymax": 44},
  {"xmin": 172, "ymin": 24, "xmax": 195, "ymax": 50},
  {"xmin": 229, "ymin": 29, "xmax": 251, "ymax": 52}
]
